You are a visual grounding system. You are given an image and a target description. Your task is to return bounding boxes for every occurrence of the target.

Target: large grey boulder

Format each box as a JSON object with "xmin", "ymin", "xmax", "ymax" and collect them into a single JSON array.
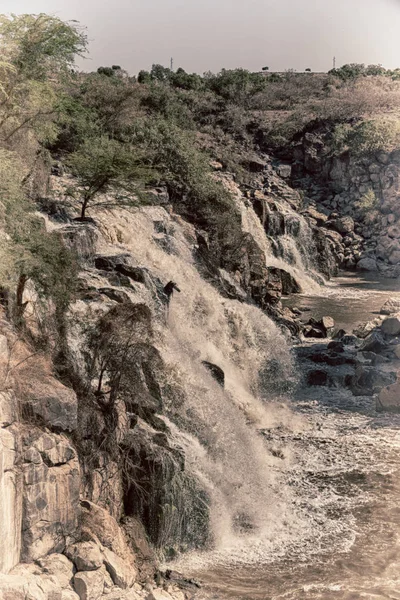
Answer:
[
  {"xmin": 350, "ymin": 365, "xmax": 396, "ymax": 396},
  {"xmin": 356, "ymin": 257, "xmax": 378, "ymax": 272},
  {"xmin": 37, "ymin": 553, "xmax": 75, "ymax": 588},
  {"xmin": 73, "ymin": 570, "xmax": 104, "ymax": 600},
  {"xmin": 103, "ymin": 547, "xmax": 136, "ymax": 589},
  {"xmin": 360, "ymin": 331, "xmax": 387, "ymax": 353},
  {"xmin": 66, "ymin": 542, "xmax": 103, "ymax": 572},
  {"xmin": 382, "ymin": 315, "xmax": 400, "ymax": 336},
  {"xmin": 377, "ymin": 380, "xmax": 400, "ymax": 412}
]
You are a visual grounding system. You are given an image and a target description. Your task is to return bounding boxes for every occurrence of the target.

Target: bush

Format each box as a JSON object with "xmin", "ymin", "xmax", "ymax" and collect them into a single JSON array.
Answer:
[{"xmin": 346, "ymin": 117, "xmax": 400, "ymax": 155}]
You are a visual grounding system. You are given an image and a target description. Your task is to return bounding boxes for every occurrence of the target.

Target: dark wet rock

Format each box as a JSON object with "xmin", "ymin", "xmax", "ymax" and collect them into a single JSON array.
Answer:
[
  {"xmin": 280, "ymin": 270, "xmax": 301, "ymax": 295},
  {"xmin": 94, "ymin": 254, "xmax": 155, "ymax": 286},
  {"xmin": 381, "ymin": 315, "xmax": 400, "ymax": 336},
  {"xmin": 309, "ymin": 351, "xmax": 356, "ymax": 366},
  {"xmin": 350, "ymin": 365, "xmax": 397, "ymax": 396},
  {"xmin": 357, "ymin": 257, "xmax": 378, "ymax": 272},
  {"xmin": 327, "ymin": 341, "xmax": 345, "ymax": 353},
  {"xmin": 307, "ymin": 370, "xmax": 328, "ymax": 386},
  {"xmin": 304, "ymin": 316, "xmax": 335, "ymax": 338},
  {"xmin": 341, "ymin": 334, "xmax": 360, "ymax": 346},
  {"xmin": 202, "ymin": 361, "xmax": 225, "ymax": 387},
  {"xmin": 371, "ymin": 354, "xmax": 390, "ymax": 366},
  {"xmin": 304, "ymin": 325, "xmax": 326, "ymax": 339},
  {"xmin": 360, "ymin": 331, "xmax": 387, "ymax": 353},
  {"xmin": 333, "ymin": 329, "xmax": 346, "ymax": 340}
]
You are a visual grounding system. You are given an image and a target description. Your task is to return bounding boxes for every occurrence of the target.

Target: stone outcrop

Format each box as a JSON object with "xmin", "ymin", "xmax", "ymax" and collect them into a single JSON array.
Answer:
[
  {"xmin": 291, "ymin": 127, "xmax": 400, "ymax": 275},
  {"xmin": 20, "ymin": 429, "xmax": 80, "ymax": 561}
]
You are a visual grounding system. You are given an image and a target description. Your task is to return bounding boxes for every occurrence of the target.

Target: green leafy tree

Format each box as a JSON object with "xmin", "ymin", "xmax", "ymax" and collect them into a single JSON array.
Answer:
[
  {"xmin": 65, "ymin": 136, "xmax": 152, "ymax": 218},
  {"xmin": 0, "ymin": 14, "xmax": 87, "ymax": 146},
  {"xmin": 0, "ymin": 148, "xmax": 77, "ymax": 324}
]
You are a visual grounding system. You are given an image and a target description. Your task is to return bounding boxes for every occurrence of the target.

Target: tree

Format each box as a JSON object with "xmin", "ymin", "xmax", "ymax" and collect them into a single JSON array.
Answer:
[
  {"xmin": 65, "ymin": 136, "xmax": 152, "ymax": 218},
  {"xmin": 0, "ymin": 148, "xmax": 77, "ymax": 324},
  {"xmin": 138, "ymin": 70, "xmax": 151, "ymax": 84},
  {"xmin": 0, "ymin": 13, "xmax": 87, "ymax": 81},
  {"xmin": 0, "ymin": 14, "xmax": 87, "ymax": 146}
]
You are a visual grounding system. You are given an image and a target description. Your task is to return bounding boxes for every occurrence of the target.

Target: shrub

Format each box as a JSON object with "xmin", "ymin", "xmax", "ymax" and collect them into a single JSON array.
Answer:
[
  {"xmin": 347, "ymin": 117, "xmax": 400, "ymax": 155},
  {"xmin": 355, "ymin": 188, "xmax": 378, "ymax": 219}
]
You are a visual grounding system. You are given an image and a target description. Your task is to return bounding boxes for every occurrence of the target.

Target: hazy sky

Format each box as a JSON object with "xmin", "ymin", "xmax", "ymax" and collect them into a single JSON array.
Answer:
[{"xmin": 2, "ymin": 0, "xmax": 400, "ymax": 75}]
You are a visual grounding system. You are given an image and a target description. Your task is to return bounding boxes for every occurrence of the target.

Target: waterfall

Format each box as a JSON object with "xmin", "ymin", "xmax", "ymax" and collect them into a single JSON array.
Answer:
[
  {"xmin": 92, "ymin": 201, "xmax": 319, "ymax": 557},
  {"xmin": 239, "ymin": 199, "xmax": 323, "ymax": 293}
]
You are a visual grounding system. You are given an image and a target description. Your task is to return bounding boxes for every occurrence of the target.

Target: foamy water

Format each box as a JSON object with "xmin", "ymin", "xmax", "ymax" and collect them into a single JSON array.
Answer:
[{"xmin": 82, "ymin": 203, "xmax": 400, "ymax": 599}]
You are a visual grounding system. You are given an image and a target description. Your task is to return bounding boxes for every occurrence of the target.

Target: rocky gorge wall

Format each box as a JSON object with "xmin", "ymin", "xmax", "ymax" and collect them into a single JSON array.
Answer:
[
  {"xmin": 2, "ymin": 128, "xmax": 400, "ymax": 599},
  {"xmin": 288, "ymin": 126, "xmax": 400, "ymax": 275}
]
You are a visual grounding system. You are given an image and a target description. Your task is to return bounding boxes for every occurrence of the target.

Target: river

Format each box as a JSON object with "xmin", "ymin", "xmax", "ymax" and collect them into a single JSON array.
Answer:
[{"xmin": 179, "ymin": 273, "xmax": 400, "ymax": 600}]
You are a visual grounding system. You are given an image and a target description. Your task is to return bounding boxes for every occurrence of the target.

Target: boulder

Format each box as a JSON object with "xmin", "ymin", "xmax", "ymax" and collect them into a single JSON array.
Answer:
[
  {"xmin": 334, "ymin": 216, "xmax": 354, "ymax": 234},
  {"xmin": 350, "ymin": 366, "xmax": 396, "ymax": 396},
  {"xmin": 0, "ymin": 570, "xmax": 61, "ymax": 600},
  {"xmin": 80, "ymin": 501, "xmax": 137, "ymax": 571},
  {"xmin": 377, "ymin": 380, "xmax": 400, "ymax": 412},
  {"xmin": 37, "ymin": 553, "xmax": 75, "ymax": 589},
  {"xmin": 66, "ymin": 542, "xmax": 103, "ymax": 572},
  {"xmin": 103, "ymin": 547, "xmax": 136, "ymax": 589},
  {"xmin": 303, "ymin": 326, "xmax": 325, "ymax": 339},
  {"xmin": 307, "ymin": 370, "xmax": 328, "ymax": 386},
  {"xmin": 360, "ymin": 331, "xmax": 387, "ymax": 354},
  {"xmin": 380, "ymin": 298, "xmax": 400, "ymax": 315},
  {"xmin": 321, "ymin": 316, "xmax": 335, "ymax": 331},
  {"xmin": 381, "ymin": 315, "xmax": 400, "ymax": 336},
  {"xmin": 356, "ymin": 258, "xmax": 378, "ymax": 272},
  {"xmin": 73, "ymin": 571, "xmax": 104, "ymax": 600}
]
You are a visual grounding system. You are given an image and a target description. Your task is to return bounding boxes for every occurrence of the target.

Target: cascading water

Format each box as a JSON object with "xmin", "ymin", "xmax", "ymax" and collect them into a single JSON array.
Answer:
[
  {"xmin": 93, "ymin": 200, "xmax": 326, "ymax": 555},
  {"xmin": 70, "ymin": 191, "xmax": 400, "ymax": 599},
  {"xmin": 239, "ymin": 198, "xmax": 322, "ymax": 293}
]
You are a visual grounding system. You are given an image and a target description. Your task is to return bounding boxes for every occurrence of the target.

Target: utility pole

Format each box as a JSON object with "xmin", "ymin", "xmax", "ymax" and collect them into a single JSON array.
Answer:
[
  {"xmin": 333, "ymin": 56, "xmax": 336, "ymax": 69},
  {"xmin": 170, "ymin": 57, "xmax": 174, "ymax": 71}
]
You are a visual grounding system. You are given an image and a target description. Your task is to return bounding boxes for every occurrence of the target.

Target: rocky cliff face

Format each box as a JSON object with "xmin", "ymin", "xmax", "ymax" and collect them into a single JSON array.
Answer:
[
  {"xmin": 289, "ymin": 126, "xmax": 400, "ymax": 275},
  {"xmin": 1, "ymin": 131, "xmax": 400, "ymax": 599}
]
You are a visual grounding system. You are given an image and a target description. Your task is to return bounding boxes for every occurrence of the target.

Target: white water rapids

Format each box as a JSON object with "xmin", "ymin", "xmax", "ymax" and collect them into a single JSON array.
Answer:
[{"xmin": 92, "ymin": 203, "xmax": 400, "ymax": 599}]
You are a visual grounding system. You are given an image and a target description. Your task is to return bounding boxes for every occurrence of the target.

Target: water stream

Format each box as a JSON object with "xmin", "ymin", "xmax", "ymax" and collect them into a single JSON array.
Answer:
[
  {"xmin": 95, "ymin": 206, "xmax": 400, "ymax": 599},
  {"xmin": 174, "ymin": 274, "xmax": 400, "ymax": 600}
]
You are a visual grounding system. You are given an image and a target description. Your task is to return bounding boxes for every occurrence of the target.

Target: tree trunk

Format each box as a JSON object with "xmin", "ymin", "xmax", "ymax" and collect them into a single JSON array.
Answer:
[
  {"xmin": 81, "ymin": 197, "xmax": 89, "ymax": 219},
  {"xmin": 14, "ymin": 273, "xmax": 28, "ymax": 325}
]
